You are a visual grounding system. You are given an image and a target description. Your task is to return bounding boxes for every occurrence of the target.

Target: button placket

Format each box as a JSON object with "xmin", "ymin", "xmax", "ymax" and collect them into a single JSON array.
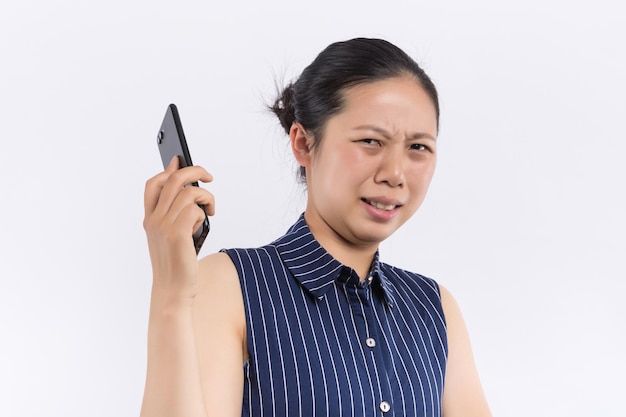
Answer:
[{"xmin": 348, "ymin": 273, "xmax": 394, "ymax": 416}]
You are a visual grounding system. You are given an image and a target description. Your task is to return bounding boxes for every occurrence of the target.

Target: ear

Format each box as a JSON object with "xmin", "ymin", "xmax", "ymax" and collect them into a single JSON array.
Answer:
[{"xmin": 289, "ymin": 122, "xmax": 313, "ymax": 168}]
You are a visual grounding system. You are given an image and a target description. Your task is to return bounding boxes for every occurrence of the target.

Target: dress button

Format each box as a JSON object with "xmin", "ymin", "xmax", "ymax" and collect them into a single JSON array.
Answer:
[
  {"xmin": 365, "ymin": 337, "xmax": 376, "ymax": 348},
  {"xmin": 379, "ymin": 400, "xmax": 391, "ymax": 413},
  {"xmin": 367, "ymin": 275, "xmax": 374, "ymax": 284}
]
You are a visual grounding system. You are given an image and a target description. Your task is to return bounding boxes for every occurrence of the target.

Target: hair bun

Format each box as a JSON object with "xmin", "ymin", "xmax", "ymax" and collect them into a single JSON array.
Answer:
[{"xmin": 270, "ymin": 83, "xmax": 296, "ymax": 134}]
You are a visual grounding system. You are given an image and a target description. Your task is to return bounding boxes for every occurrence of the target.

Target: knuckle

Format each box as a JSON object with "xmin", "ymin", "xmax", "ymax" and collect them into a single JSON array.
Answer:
[
  {"xmin": 180, "ymin": 185, "xmax": 198, "ymax": 200},
  {"xmin": 146, "ymin": 170, "xmax": 167, "ymax": 187},
  {"xmin": 145, "ymin": 176, "xmax": 158, "ymax": 191},
  {"xmin": 180, "ymin": 204, "xmax": 205, "ymax": 224},
  {"xmin": 142, "ymin": 216, "xmax": 161, "ymax": 233},
  {"xmin": 195, "ymin": 204, "xmax": 206, "ymax": 217},
  {"xmin": 170, "ymin": 168, "xmax": 188, "ymax": 184}
]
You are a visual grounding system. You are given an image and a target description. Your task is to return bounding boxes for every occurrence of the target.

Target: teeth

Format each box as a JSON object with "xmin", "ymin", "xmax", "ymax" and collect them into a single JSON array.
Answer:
[{"xmin": 369, "ymin": 200, "xmax": 396, "ymax": 211}]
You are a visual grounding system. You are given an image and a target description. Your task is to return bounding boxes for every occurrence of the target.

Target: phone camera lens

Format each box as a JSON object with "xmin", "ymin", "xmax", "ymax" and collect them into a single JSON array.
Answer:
[{"xmin": 157, "ymin": 130, "xmax": 164, "ymax": 144}]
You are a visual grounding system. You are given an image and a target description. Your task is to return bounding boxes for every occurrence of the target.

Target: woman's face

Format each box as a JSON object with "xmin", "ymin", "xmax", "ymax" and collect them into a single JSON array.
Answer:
[{"xmin": 297, "ymin": 76, "xmax": 438, "ymax": 249}]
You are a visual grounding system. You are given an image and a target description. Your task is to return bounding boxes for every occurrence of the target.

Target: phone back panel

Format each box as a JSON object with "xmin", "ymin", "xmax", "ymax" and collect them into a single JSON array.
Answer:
[{"xmin": 157, "ymin": 104, "xmax": 193, "ymax": 169}]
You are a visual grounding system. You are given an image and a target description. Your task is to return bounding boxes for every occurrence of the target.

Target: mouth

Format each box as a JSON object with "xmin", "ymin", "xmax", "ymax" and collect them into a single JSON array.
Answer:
[{"xmin": 361, "ymin": 198, "xmax": 401, "ymax": 211}]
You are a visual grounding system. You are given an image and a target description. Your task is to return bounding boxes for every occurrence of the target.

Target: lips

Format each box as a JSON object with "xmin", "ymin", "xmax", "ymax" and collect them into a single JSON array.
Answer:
[{"xmin": 361, "ymin": 198, "xmax": 401, "ymax": 211}]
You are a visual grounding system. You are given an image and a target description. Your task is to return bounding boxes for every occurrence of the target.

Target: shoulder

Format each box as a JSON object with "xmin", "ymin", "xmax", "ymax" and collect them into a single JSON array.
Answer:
[
  {"xmin": 380, "ymin": 262, "xmax": 442, "ymax": 299},
  {"xmin": 198, "ymin": 251, "xmax": 238, "ymax": 278},
  {"xmin": 195, "ymin": 252, "xmax": 244, "ymax": 331},
  {"xmin": 434, "ymin": 284, "xmax": 475, "ymax": 337},
  {"xmin": 439, "ymin": 283, "xmax": 493, "ymax": 415},
  {"xmin": 219, "ymin": 244, "xmax": 283, "ymax": 272},
  {"xmin": 380, "ymin": 264, "xmax": 467, "ymax": 325},
  {"xmin": 196, "ymin": 251, "xmax": 242, "ymax": 301},
  {"xmin": 438, "ymin": 284, "xmax": 459, "ymax": 317}
]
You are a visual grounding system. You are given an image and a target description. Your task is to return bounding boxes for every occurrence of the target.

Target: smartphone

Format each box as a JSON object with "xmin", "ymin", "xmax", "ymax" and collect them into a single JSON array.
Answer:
[{"xmin": 157, "ymin": 103, "xmax": 210, "ymax": 254}]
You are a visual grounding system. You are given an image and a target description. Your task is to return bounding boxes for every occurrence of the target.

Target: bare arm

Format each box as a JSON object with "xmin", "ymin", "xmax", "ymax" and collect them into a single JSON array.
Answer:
[
  {"xmin": 193, "ymin": 253, "xmax": 246, "ymax": 415},
  {"xmin": 440, "ymin": 285, "xmax": 492, "ymax": 417},
  {"xmin": 140, "ymin": 159, "xmax": 245, "ymax": 417},
  {"xmin": 140, "ymin": 291, "xmax": 208, "ymax": 417}
]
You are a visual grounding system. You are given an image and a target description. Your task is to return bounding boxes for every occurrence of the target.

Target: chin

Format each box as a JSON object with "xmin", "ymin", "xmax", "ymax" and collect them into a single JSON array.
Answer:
[{"xmin": 354, "ymin": 224, "xmax": 399, "ymax": 246}]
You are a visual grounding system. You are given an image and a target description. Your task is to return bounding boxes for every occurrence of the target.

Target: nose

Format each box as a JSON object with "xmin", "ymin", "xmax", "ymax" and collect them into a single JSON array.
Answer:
[{"xmin": 375, "ymin": 147, "xmax": 405, "ymax": 187}]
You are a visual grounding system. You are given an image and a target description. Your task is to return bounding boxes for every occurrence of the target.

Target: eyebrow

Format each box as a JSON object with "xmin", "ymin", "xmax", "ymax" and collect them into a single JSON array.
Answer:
[{"xmin": 353, "ymin": 124, "xmax": 437, "ymax": 141}]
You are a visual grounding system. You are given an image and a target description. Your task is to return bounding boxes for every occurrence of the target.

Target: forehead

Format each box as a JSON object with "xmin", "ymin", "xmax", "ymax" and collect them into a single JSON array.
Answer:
[{"xmin": 332, "ymin": 77, "xmax": 438, "ymax": 136}]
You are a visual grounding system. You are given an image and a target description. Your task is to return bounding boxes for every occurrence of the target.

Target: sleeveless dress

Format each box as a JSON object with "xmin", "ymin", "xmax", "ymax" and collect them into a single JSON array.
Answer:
[{"xmin": 222, "ymin": 215, "xmax": 448, "ymax": 417}]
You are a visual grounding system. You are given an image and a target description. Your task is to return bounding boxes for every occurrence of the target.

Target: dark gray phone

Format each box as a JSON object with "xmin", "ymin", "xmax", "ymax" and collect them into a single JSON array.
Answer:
[{"xmin": 157, "ymin": 103, "xmax": 210, "ymax": 254}]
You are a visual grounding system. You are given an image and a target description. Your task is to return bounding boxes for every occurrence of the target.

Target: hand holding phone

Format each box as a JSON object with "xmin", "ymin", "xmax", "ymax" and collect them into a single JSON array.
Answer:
[{"xmin": 157, "ymin": 104, "xmax": 210, "ymax": 254}]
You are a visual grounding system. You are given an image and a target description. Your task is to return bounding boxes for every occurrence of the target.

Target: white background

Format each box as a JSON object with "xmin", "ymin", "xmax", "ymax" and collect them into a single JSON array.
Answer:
[{"xmin": 1, "ymin": 0, "xmax": 624, "ymax": 416}]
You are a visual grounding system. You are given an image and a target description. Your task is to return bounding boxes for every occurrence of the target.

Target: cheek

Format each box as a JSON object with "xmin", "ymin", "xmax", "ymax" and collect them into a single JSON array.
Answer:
[
  {"xmin": 314, "ymin": 146, "xmax": 366, "ymax": 180},
  {"xmin": 408, "ymin": 161, "xmax": 436, "ymax": 192}
]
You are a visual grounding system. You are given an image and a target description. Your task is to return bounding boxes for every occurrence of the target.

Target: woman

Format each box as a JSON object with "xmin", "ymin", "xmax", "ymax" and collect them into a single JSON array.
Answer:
[{"xmin": 141, "ymin": 38, "xmax": 491, "ymax": 417}]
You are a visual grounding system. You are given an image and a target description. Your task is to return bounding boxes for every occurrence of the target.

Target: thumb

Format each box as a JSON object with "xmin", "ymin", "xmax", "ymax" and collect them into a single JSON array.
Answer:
[{"xmin": 166, "ymin": 156, "xmax": 180, "ymax": 172}]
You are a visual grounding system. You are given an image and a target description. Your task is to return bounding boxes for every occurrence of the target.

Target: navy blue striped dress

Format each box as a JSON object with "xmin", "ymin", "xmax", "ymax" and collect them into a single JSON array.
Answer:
[{"xmin": 222, "ymin": 215, "xmax": 447, "ymax": 417}]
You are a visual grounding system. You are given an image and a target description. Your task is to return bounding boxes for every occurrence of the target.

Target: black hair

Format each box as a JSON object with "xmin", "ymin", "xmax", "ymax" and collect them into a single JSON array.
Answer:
[{"xmin": 270, "ymin": 37, "xmax": 439, "ymax": 181}]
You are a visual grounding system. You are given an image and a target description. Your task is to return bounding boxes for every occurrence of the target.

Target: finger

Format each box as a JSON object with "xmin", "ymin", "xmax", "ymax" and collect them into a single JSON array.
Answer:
[
  {"xmin": 166, "ymin": 155, "xmax": 180, "ymax": 172},
  {"xmin": 152, "ymin": 166, "xmax": 213, "ymax": 218},
  {"xmin": 144, "ymin": 172, "xmax": 169, "ymax": 215},
  {"xmin": 164, "ymin": 186, "xmax": 215, "ymax": 226},
  {"xmin": 175, "ymin": 164, "xmax": 213, "ymax": 184},
  {"xmin": 179, "ymin": 204, "xmax": 210, "ymax": 237},
  {"xmin": 156, "ymin": 202, "xmax": 208, "ymax": 245},
  {"xmin": 143, "ymin": 157, "xmax": 181, "ymax": 214}
]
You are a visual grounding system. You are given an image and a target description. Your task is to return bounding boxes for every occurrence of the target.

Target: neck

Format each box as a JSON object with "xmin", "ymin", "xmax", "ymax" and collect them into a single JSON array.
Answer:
[{"xmin": 304, "ymin": 212, "xmax": 378, "ymax": 282}]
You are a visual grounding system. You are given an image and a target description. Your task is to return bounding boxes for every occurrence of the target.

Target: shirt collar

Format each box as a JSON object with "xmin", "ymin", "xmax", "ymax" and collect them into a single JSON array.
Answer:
[{"xmin": 273, "ymin": 214, "xmax": 395, "ymax": 307}]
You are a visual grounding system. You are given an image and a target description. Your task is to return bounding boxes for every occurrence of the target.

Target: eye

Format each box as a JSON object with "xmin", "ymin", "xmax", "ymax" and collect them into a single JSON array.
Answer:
[
  {"xmin": 361, "ymin": 138, "xmax": 381, "ymax": 146},
  {"xmin": 410, "ymin": 143, "xmax": 429, "ymax": 151}
]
